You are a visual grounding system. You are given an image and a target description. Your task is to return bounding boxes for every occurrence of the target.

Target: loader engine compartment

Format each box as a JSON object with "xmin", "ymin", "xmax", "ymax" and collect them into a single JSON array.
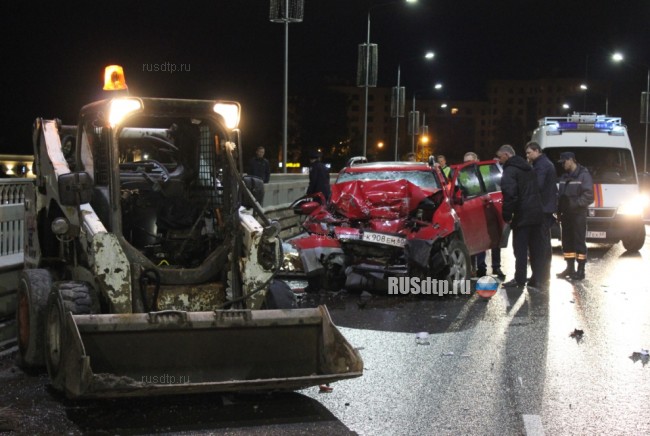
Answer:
[{"xmin": 115, "ymin": 117, "xmax": 228, "ymax": 268}]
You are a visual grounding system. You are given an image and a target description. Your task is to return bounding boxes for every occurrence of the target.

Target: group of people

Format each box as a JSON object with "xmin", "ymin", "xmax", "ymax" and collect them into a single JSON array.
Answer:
[
  {"xmin": 498, "ymin": 142, "xmax": 593, "ymax": 288},
  {"xmin": 247, "ymin": 146, "xmax": 331, "ymax": 203}
]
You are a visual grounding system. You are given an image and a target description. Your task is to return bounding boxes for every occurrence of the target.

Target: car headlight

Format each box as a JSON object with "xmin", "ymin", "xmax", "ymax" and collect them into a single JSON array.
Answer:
[{"xmin": 617, "ymin": 194, "xmax": 650, "ymax": 216}]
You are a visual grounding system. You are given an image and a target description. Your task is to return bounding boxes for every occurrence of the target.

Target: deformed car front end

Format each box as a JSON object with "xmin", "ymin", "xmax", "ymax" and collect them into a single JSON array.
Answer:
[{"xmin": 290, "ymin": 163, "xmax": 466, "ymax": 292}]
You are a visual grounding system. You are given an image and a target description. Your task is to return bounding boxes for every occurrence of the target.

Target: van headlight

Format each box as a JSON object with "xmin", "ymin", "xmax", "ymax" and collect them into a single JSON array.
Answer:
[{"xmin": 617, "ymin": 194, "xmax": 650, "ymax": 216}]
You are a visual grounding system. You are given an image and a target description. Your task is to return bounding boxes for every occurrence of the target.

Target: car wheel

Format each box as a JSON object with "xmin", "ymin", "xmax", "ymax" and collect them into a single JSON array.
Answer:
[
  {"xmin": 622, "ymin": 224, "xmax": 646, "ymax": 252},
  {"xmin": 445, "ymin": 239, "xmax": 471, "ymax": 286}
]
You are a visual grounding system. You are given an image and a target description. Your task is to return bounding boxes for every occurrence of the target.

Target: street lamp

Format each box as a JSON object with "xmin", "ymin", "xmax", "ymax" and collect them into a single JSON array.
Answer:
[
  {"xmin": 410, "ymin": 82, "xmax": 443, "ymax": 153},
  {"xmin": 393, "ymin": 51, "xmax": 435, "ymax": 161},
  {"xmin": 360, "ymin": 0, "xmax": 418, "ymax": 158},
  {"xmin": 270, "ymin": 0, "xmax": 304, "ymax": 174},
  {"xmin": 612, "ymin": 52, "xmax": 649, "ymax": 173}
]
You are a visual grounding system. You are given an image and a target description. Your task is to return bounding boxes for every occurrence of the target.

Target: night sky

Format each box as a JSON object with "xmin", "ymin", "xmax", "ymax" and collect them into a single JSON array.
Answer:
[{"xmin": 3, "ymin": 0, "xmax": 649, "ymax": 157}]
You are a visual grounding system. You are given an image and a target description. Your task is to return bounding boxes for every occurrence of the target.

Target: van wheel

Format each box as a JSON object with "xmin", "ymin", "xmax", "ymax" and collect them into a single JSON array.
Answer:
[
  {"xmin": 45, "ymin": 282, "xmax": 93, "ymax": 391},
  {"xmin": 622, "ymin": 225, "xmax": 646, "ymax": 252},
  {"xmin": 444, "ymin": 239, "xmax": 471, "ymax": 285},
  {"xmin": 16, "ymin": 269, "xmax": 52, "ymax": 368}
]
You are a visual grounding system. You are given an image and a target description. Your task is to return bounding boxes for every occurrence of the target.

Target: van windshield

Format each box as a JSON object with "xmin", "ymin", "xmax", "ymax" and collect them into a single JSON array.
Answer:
[{"xmin": 544, "ymin": 147, "xmax": 637, "ymax": 184}]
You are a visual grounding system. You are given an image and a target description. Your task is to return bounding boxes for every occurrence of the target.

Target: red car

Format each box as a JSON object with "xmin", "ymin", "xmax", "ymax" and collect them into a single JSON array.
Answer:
[{"xmin": 291, "ymin": 159, "xmax": 504, "ymax": 292}]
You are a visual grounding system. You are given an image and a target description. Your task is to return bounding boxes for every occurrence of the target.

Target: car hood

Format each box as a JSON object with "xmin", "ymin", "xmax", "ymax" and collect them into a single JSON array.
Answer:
[{"xmin": 330, "ymin": 179, "xmax": 436, "ymax": 220}]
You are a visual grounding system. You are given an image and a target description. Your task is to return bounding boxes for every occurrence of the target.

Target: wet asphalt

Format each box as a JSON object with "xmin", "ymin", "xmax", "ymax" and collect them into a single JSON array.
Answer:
[{"xmin": 1, "ymin": 229, "xmax": 649, "ymax": 435}]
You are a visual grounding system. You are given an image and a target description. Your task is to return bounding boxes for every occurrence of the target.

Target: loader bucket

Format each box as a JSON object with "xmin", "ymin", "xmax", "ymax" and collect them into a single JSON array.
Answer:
[{"xmin": 51, "ymin": 305, "xmax": 363, "ymax": 398}]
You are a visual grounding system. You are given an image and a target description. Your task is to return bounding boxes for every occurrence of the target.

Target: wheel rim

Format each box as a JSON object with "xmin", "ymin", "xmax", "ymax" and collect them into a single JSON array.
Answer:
[
  {"xmin": 46, "ymin": 303, "xmax": 62, "ymax": 371},
  {"xmin": 448, "ymin": 247, "xmax": 468, "ymax": 281}
]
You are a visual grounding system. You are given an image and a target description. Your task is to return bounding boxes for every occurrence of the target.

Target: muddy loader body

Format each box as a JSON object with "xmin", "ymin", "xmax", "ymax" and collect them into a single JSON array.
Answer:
[{"xmin": 17, "ymin": 96, "xmax": 362, "ymax": 398}]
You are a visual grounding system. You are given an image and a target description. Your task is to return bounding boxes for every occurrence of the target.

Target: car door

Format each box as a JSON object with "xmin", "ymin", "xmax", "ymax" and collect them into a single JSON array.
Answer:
[
  {"xmin": 450, "ymin": 162, "xmax": 491, "ymax": 255},
  {"xmin": 476, "ymin": 160, "xmax": 504, "ymax": 249}
]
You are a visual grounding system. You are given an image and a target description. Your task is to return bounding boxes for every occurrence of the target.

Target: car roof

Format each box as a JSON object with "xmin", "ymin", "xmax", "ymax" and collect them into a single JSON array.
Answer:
[{"xmin": 341, "ymin": 161, "xmax": 432, "ymax": 173}]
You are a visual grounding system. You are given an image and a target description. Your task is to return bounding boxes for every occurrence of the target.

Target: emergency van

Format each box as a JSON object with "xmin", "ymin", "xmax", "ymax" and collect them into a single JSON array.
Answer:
[{"xmin": 531, "ymin": 113, "xmax": 647, "ymax": 252}]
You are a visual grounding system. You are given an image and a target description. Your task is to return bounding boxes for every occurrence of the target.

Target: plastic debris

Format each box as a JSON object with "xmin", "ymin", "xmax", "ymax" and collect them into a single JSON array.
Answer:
[
  {"xmin": 569, "ymin": 329, "xmax": 584, "ymax": 338},
  {"xmin": 415, "ymin": 332, "xmax": 430, "ymax": 345},
  {"xmin": 629, "ymin": 350, "xmax": 650, "ymax": 366},
  {"xmin": 319, "ymin": 384, "xmax": 334, "ymax": 393}
]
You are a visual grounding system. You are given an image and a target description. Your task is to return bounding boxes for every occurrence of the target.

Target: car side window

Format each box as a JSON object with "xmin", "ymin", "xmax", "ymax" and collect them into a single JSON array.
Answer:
[
  {"xmin": 457, "ymin": 166, "xmax": 484, "ymax": 197},
  {"xmin": 479, "ymin": 163, "xmax": 502, "ymax": 193}
]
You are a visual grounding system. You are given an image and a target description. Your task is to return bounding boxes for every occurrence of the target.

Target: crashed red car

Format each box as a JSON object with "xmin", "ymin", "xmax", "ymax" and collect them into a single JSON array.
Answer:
[{"xmin": 290, "ymin": 160, "xmax": 504, "ymax": 292}]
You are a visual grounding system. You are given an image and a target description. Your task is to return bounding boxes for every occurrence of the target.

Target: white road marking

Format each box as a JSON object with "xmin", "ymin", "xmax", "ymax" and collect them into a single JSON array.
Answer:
[{"xmin": 522, "ymin": 414, "xmax": 545, "ymax": 436}]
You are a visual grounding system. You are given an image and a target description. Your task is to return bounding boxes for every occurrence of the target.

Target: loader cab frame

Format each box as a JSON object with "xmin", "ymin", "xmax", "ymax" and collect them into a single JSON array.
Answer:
[{"xmin": 74, "ymin": 98, "xmax": 242, "ymax": 272}]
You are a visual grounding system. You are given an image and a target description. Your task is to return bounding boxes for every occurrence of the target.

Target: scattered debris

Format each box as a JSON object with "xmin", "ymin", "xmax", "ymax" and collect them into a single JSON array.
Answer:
[
  {"xmin": 629, "ymin": 350, "xmax": 650, "ymax": 366},
  {"xmin": 345, "ymin": 402, "xmax": 350, "ymax": 407},
  {"xmin": 569, "ymin": 329, "xmax": 584, "ymax": 343},
  {"xmin": 460, "ymin": 354, "xmax": 471, "ymax": 358},
  {"xmin": 569, "ymin": 329, "xmax": 584, "ymax": 338},
  {"xmin": 319, "ymin": 384, "xmax": 334, "ymax": 393},
  {"xmin": 569, "ymin": 300, "xmax": 575, "ymax": 304},
  {"xmin": 415, "ymin": 332, "xmax": 430, "ymax": 345},
  {"xmin": 354, "ymin": 347, "xmax": 365, "ymax": 351},
  {"xmin": 431, "ymin": 314, "xmax": 447, "ymax": 319},
  {"xmin": 442, "ymin": 351, "xmax": 455, "ymax": 356}
]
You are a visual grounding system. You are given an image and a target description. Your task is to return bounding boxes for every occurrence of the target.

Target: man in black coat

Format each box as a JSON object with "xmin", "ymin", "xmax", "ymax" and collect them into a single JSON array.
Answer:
[
  {"xmin": 556, "ymin": 152, "xmax": 594, "ymax": 281},
  {"xmin": 248, "ymin": 146, "xmax": 271, "ymax": 183},
  {"xmin": 525, "ymin": 141, "xmax": 558, "ymax": 286},
  {"xmin": 306, "ymin": 151, "xmax": 331, "ymax": 202},
  {"xmin": 497, "ymin": 144, "xmax": 544, "ymax": 288}
]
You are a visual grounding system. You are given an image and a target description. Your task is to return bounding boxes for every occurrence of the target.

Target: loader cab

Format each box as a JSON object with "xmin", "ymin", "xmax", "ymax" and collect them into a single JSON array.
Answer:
[{"xmin": 76, "ymin": 97, "xmax": 242, "ymax": 269}]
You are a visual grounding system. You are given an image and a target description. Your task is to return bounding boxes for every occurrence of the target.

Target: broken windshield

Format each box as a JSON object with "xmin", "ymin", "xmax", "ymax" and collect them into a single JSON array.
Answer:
[{"xmin": 337, "ymin": 170, "xmax": 441, "ymax": 191}]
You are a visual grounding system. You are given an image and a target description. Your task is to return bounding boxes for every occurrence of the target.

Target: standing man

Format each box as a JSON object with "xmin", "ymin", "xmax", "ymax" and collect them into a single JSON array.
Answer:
[
  {"xmin": 497, "ymin": 144, "xmax": 544, "ymax": 288},
  {"xmin": 525, "ymin": 142, "xmax": 558, "ymax": 287},
  {"xmin": 306, "ymin": 151, "xmax": 331, "ymax": 202},
  {"xmin": 437, "ymin": 155, "xmax": 452, "ymax": 178},
  {"xmin": 248, "ymin": 146, "xmax": 271, "ymax": 183},
  {"xmin": 556, "ymin": 152, "xmax": 593, "ymax": 280}
]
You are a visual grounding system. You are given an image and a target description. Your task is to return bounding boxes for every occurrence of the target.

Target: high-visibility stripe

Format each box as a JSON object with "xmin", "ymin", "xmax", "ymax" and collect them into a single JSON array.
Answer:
[
  {"xmin": 593, "ymin": 184, "xmax": 603, "ymax": 207},
  {"xmin": 563, "ymin": 252, "xmax": 577, "ymax": 259},
  {"xmin": 576, "ymin": 253, "xmax": 587, "ymax": 260}
]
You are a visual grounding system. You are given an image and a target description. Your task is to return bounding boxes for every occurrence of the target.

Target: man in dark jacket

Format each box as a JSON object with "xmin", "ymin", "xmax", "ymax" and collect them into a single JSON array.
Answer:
[
  {"xmin": 248, "ymin": 146, "xmax": 271, "ymax": 183},
  {"xmin": 497, "ymin": 144, "xmax": 544, "ymax": 288},
  {"xmin": 556, "ymin": 152, "xmax": 594, "ymax": 280},
  {"xmin": 525, "ymin": 141, "xmax": 558, "ymax": 286},
  {"xmin": 306, "ymin": 151, "xmax": 331, "ymax": 202}
]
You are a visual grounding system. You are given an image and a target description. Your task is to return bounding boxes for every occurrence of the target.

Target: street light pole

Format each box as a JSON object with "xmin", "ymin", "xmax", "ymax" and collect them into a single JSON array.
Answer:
[
  {"xmin": 394, "ymin": 64, "xmax": 402, "ymax": 161},
  {"xmin": 269, "ymin": 0, "xmax": 304, "ymax": 174},
  {"xmin": 361, "ymin": 0, "xmax": 419, "ymax": 158},
  {"xmin": 636, "ymin": 66, "xmax": 648, "ymax": 173},
  {"xmin": 362, "ymin": 12, "xmax": 370, "ymax": 158}
]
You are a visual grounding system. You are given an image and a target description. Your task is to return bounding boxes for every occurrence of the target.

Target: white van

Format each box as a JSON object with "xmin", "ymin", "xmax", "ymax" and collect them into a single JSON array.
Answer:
[{"xmin": 531, "ymin": 113, "xmax": 647, "ymax": 252}]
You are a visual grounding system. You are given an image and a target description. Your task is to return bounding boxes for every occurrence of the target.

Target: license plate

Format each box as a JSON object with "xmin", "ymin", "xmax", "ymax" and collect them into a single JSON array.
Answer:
[
  {"xmin": 587, "ymin": 231, "xmax": 606, "ymax": 238},
  {"xmin": 362, "ymin": 231, "xmax": 406, "ymax": 247}
]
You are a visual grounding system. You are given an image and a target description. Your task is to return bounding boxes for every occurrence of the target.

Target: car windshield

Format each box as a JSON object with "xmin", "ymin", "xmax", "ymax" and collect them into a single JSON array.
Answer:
[
  {"xmin": 337, "ymin": 170, "xmax": 441, "ymax": 190},
  {"xmin": 544, "ymin": 147, "xmax": 637, "ymax": 184}
]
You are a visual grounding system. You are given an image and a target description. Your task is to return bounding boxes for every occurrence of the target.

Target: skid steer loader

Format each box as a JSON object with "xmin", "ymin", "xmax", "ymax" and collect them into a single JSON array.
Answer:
[{"xmin": 15, "ymin": 69, "xmax": 362, "ymax": 398}]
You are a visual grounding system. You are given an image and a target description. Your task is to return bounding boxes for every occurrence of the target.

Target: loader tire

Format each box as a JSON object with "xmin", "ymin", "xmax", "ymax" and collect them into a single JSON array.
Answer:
[
  {"xmin": 45, "ymin": 282, "xmax": 93, "ymax": 390},
  {"xmin": 16, "ymin": 269, "xmax": 52, "ymax": 368}
]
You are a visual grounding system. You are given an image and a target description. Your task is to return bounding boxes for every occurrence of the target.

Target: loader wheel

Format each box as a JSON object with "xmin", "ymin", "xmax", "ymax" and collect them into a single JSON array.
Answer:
[
  {"xmin": 444, "ymin": 239, "xmax": 471, "ymax": 285},
  {"xmin": 45, "ymin": 282, "xmax": 93, "ymax": 388},
  {"xmin": 16, "ymin": 269, "xmax": 52, "ymax": 368}
]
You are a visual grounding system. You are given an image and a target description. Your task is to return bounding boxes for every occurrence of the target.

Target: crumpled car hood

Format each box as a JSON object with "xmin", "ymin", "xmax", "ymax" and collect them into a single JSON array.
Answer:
[{"xmin": 330, "ymin": 179, "xmax": 437, "ymax": 220}]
